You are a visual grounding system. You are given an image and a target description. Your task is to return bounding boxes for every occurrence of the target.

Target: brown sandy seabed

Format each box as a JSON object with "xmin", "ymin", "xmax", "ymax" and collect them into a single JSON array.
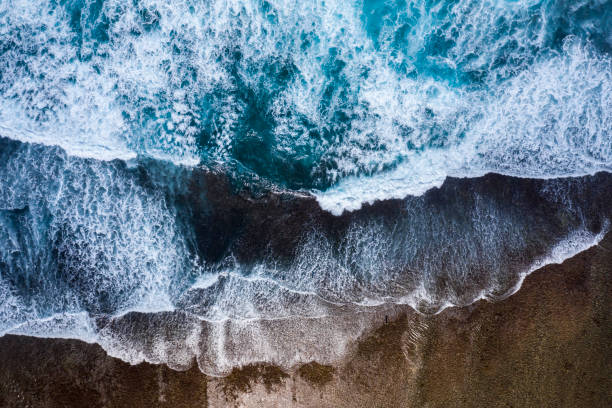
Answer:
[{"xmin": 0, "ymin": 232, "xmax": 610, "ymax": 408}]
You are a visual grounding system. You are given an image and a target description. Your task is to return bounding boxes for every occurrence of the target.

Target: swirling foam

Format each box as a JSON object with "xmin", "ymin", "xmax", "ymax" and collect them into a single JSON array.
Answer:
[
  {"xmin": 1, "ymin": 0, "xmax": 610, "ymax": 213},
  {"xmin": 318, "ymin": 40, "xmax": 612, "ymax": 214},
  {"xmin": 0, "ymin": 141, "xmax": 192, "ymax": 336}
]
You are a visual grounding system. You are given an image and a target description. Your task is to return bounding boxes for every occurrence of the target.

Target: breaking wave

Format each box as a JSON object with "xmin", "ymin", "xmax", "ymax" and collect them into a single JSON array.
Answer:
[{"xmin": 0, "ymin": 0, "xmax": 610, "ymax": 212}]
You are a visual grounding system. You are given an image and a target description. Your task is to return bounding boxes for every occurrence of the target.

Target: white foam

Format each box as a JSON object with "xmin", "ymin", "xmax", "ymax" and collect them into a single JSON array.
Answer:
[
  {"xmin": 0, "ymin": 0, "xmax": 206, "ymax": 165},
  {"xmin": 60, "ymin": 222, "xmax": 609, "ymax": 374},
  {"xmin": 1, "ymin": 189, "xmax": 607, "ymax": 373},
  {"xmin": 1, "ymin": 0, "xmax": 610, "ymax": 214},
  {"xmin": 315, "ymin": 148, "xmax": 461, "ymax": 215},
  {"xmin": 6, "ymin": 312, "xmax": 98, "ymax": 344},
  {"xmin": 0, "ymin": 142, "xmax": 193, "ymax": 323},
  {"xmin": 499, "ymin": 223, "xmax": 609, "ymax": 302},
  {"xmin": 315, "ymin": 40, "xmax": 612, "ymax": 214}
]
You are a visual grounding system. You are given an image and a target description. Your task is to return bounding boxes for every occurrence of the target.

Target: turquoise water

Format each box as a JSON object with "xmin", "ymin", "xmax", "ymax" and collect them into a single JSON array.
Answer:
[
  {"xmin": 1, "ymin": 0, "xmax": 610, "ymax": 199},
  {"xmin": 0, "ymin": 0, "xmax": 611, "ymax": 373}
]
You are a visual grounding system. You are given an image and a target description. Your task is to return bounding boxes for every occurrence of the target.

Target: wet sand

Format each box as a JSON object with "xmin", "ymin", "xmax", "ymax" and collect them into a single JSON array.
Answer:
[{"xmin": 1, "ymin": 231, "xmax": 610, "ymax": 407}]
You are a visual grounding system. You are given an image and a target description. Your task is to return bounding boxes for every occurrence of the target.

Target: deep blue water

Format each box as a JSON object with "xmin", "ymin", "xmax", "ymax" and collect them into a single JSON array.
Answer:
[{"xmin": 0, "ymin": 0, "xmax": 611, "ymax": 373}]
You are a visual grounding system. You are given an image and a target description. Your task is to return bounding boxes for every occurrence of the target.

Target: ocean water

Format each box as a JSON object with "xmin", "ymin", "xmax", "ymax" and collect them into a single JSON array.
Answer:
[{"xmin": 1, "ymin": 0, "xmax": 611, "ymax": 374}]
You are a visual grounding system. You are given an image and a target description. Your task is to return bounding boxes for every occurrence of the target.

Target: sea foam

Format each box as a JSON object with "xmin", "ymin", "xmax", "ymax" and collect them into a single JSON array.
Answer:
[{"xmin": 0, "ymin": 0, "xmax": 610, "ymax": 213}]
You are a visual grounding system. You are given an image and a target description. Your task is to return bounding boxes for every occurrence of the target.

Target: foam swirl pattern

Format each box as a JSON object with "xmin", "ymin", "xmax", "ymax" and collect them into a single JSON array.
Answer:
[{"xmin": 0, "ymin": 0, "xmax": 610, "ymax": 211}]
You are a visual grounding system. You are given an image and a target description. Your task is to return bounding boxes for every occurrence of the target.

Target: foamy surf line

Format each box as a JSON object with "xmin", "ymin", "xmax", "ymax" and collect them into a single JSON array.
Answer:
[
  {"xmin": 427, "ymin": 225, "xmax": 609, "ymax": 314},
  {"xmin": 314, "ymin": 166, "xmax": 612, "ymax": 216},
  {"xmin": 1, "ymin": 224, "xmax": 607, "ymax": 375}
]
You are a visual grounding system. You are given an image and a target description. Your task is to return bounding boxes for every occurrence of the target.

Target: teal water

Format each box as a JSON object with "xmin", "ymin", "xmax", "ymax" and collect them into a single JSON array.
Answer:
[{"xmin": 0, "ymin": 0, "xmax": 610, "ymax": 200}]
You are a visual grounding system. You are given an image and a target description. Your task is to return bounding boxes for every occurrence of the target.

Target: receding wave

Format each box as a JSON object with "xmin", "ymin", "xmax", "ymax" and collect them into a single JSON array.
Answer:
[{"xmin": 1, "ymin": 137, "xmax": 611, "ymax": 373}]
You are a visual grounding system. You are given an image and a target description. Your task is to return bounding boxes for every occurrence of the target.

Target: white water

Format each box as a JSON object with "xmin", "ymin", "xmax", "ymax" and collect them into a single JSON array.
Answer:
[
  {"xmin": 316, "ymin": 41, "xmax": 612, "ymax": 214},
  {"xmin": 2, "ymin": 222, "xmax": 605, "ymax": 375},
  {"xmin": 0, "ymin": 1, "xmax": 610, "ymax": 214}
]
